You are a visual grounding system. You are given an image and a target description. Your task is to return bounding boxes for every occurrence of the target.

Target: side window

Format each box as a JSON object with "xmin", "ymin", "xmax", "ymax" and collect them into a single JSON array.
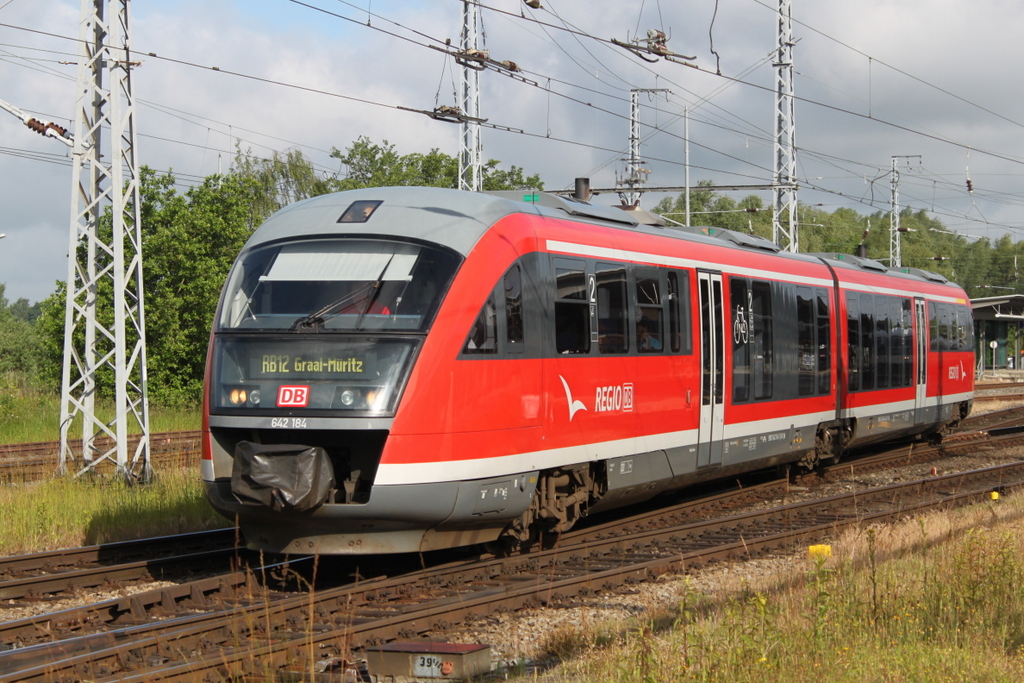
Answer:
[
  {"xmin": 751, "ymin": 280, "xmax": 773, "ymax": 400},
  {"xmin": 731, "ymin": 278, "xmax": 750, "ymax": 402},
  {"xmin": 596, "ymin": 263, "xmax": 628, "ymax": 354},
  {"xmin": 889, "ymin": 296, "xmax": 903, "ymax": 388},
  {"xmin": 504, "ymin": 264, "xmax": 524, "ymax": 351},
  {"xmin": 875, "ymin": 296, "xmax": 889, "ymax": 389},
  {"xmin": 554, "ymin": 259, "xmax": 590, "ymax": 354},
  {"xmin": 816, "ymin": 288, "xmax": 831, "ymax": 395},
  {"xmin": 939, "ymin": 304, "xmax": 953, "ymax": 351},
  {"xmin": 902, "ymin": 298, "xmax": 913, "ymax": 386},
  {"xmin": 860, "ymin": 298, "xmax": 875, "ymax": 391},
  {"xmin": 928, "ymin": 301, "xmax": 939, "ymax": 352},
  {"xmin": 847, "ymin": 294, "xmax": 860, "ymax": 392},
  {"xmin": 796, "ymin": 286, "xmax": 815, "ymax": 397},
  {"xmin": 957, "ymin": 305, "xmax": 974, "ymax": 352},
  {"xmin": 636, "ymin": 270, "xmax": 664, "ymax": 353},
  {"xmin": 463, "ymin": 294, "xmax": 497, "ymax": 354},
  {"xmin": 667, "ymin": 270, "xmax": 693, "ymax": 354}
]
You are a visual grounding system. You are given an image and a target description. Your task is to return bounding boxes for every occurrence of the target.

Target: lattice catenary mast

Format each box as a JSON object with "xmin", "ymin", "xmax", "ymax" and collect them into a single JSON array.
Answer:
[
  {"xmin": 889, "ymin": 155, "xmax": 920, "ymax": 268},
  {"xmin": 59, "ymin": 0, "xmax": 150, "ymax": 481},
  {"xmin": 890, "ymin": 156, "xmax": 901, "ymax": 268},
  {"xmin": 772, "ymin": 0, "xmax": 798, "ymax": 252},
  {"xmin": 458, "ymin": 0, "xmax": 482, "ymax": 191},
  {"xmin": 618, "ymin": 88, "xmax": 668, "ymax": 207}
]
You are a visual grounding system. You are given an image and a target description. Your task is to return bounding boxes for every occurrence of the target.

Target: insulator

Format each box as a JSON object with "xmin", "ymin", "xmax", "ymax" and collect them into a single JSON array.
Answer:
[
  {"xmin": 647, "ymin": 29, "xmax": 667, "ymax": 43},
  {"xmin": 966, "ymin": 179, "xmax": 973, "ymax": 192},
  {"xmin": 46, "ymin": 122, "xmax": 69, "ymax": 137}
]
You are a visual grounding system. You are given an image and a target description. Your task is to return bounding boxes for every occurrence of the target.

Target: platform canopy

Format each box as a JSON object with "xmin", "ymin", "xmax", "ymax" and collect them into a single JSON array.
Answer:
[{"xmin": 971, "ymin": 294, "xmax": 1024, "ymax": 321}]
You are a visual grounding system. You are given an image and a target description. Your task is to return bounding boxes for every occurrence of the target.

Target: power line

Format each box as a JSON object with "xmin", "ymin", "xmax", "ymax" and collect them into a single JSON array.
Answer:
[
  {"xmin": 2, "ymin": 7, "xmax": 1022, "ymax": 238},
  {"xmin": 746, "ymin": 0, "xmax": 1024, "ymax": 134}
]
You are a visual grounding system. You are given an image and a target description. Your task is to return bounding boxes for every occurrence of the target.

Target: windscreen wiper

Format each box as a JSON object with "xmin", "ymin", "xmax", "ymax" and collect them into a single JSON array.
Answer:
[
  {"xmin": 288, "ymin": 255, "xmax": 395, "ymax": 332},
  {"xmin": 289, "ymin": 283, "xmax": 372, "ymax": 332},
  {"xmin": 354, "ymin": 254, "xmax": 395, "ymax": 329}
]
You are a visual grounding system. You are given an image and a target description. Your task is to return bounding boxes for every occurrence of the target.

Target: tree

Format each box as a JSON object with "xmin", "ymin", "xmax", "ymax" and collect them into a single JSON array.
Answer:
[
  {"xmin": 233, "ymin": 147, "xmax": 335, "ymax": 224},
  {"xmin": 140, "ymin": 172, "xmax": 260, "ymax": 403},
  {"xmin": 36, "ymin": 168, "xmax": 260, "ymax": 404},
  {"xmin": 331, "ymin": 136, "xmax": 543, "ymax": 191},
  {"xmin": 0, "ymin": 283, "xmax": 42, "ymax": 377}
]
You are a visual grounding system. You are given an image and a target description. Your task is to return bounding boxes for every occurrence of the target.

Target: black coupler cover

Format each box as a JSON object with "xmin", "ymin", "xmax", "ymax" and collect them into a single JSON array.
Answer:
[{"xmin": 231, "ymin": 441, "xmax": 335, "ymax": 512}]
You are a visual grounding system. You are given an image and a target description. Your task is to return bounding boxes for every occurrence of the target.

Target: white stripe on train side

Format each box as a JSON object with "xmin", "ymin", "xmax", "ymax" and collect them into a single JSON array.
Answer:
[
  {"xmin": 545, "ymin": 239, "xmax": 965, "ymax": 303},
  {"xmin": 545, "ymin": 240, "xmax": 835, "ymax": 288}
]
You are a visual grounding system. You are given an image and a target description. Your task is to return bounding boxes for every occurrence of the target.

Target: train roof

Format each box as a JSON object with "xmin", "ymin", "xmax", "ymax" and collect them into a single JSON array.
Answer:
[
  {"xmin": 243, "ymin": 186, "xmax": 965, "ymax": 292},
  {"xmin": 244, "ymin": 186, "xmax": 806, "ymax": 261},
  {"xmin": 810, "ymin": 252, "xmax": 962, "ymax": 291}
]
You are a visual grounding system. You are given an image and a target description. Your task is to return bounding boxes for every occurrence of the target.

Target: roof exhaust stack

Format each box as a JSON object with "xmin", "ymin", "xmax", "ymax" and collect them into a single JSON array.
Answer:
[{"xmin": 574, "ymin": 177, "xmax": 591, "ymax": 202}]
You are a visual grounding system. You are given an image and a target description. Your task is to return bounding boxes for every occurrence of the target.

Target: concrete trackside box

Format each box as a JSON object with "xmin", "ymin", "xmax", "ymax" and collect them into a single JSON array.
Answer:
[{"xmin": 364, "ymin": 641, "xmax": 491, "ymax": 679}]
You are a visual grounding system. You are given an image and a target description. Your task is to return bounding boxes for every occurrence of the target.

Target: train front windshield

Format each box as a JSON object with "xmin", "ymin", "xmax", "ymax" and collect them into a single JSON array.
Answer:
[{"xmin": 211, "ymin": 238, "xmax": 460, "ymax": 415}]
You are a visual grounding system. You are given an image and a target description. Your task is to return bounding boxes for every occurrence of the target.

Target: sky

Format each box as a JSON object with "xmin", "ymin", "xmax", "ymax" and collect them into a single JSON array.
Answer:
[{"xmin": 2, "ymin": 0, "xmax": 1024, "ymax": 303}]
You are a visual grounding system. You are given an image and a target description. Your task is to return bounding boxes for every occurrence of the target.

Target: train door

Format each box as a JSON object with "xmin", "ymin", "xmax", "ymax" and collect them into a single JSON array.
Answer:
[
  {"xmin": 697, "ymin": 271, "xmax": 725, "ymax": 468},
  {"xmin": 914, "ymin": 297, "xmax": 928, "ymax": 419}
]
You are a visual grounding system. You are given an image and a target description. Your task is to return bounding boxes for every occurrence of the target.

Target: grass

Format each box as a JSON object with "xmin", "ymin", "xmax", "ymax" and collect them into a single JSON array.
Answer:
[
  {"xmin": 0, "ymin": 467, "xmax": 229, "ymax": 556},
  {"xmin": 0, "ymin": 371, "xmax": 200, "ymax": 444},
  {"xmin": 525, "ymin": 496, "xmax": 1024, "ymax": 683}
]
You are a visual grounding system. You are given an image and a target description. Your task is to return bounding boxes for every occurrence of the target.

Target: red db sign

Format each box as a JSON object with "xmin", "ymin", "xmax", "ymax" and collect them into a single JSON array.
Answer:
[{"xmin": 276, "ymin": 385, "xmax": 310, "ymax": 407}]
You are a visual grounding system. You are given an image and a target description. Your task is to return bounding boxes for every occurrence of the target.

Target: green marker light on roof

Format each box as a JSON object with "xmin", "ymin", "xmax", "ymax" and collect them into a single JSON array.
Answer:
[{"xmin": 523, "ymin": 193, "xmax": 540, "ymax": 203}]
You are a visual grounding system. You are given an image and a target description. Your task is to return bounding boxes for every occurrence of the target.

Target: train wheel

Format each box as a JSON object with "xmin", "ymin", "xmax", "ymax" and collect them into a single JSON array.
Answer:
[
  {"xmin": 497, "ymin": 465, "xmax": 603, "ymax": 552},
  {"xmin": 813, "ymin": 426, "xmax": 844, "ymax": 466}
]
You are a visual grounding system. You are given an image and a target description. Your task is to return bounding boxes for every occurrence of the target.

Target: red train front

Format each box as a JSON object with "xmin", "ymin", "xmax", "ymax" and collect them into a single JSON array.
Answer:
[{"xmin": 201, "ymin": 186, "xmax": 974, "ymax": 554}]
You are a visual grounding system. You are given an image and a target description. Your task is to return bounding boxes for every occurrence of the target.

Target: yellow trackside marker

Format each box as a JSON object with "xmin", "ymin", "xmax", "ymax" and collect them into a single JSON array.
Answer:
[
  {"xmin": 808, "ymin": 544, "xmax": 832, "ymax": 560},
  {"xmin": 991, "ymin": 491, "xmax": 1000, "ymax": 501}
]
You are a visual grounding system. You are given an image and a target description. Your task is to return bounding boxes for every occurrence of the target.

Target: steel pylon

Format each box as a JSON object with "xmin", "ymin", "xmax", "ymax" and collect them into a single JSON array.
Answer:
[
  {"xmin": 458, "ymin": 0, "xmax": 482, "ymax": 191},
  {"xmin": 772, "ymin": 0, "xmax": 798, "ymax": 252},
  {"xmin": 59, "ymin": 0, "xmax": 150, "ymax": 481}
]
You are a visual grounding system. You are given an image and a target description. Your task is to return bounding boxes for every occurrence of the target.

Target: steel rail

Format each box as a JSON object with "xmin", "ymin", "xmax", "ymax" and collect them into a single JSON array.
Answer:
[
  {"xmin": 6, "ymin": 461, "xmax": 1023, "ymax": 682},
  {"xmin": 0, "ymin": 529, "xmax": 236, "ymax": 579}
]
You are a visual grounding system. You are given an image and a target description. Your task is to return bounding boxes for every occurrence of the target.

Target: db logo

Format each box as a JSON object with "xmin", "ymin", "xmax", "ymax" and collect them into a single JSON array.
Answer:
[{"xmin": 276, "ymin": 385, "xmax": 310, "ymax": 407}]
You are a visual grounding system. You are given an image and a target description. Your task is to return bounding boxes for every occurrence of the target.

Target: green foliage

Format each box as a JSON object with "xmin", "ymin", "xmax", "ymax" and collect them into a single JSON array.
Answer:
[
  {"xmin": 233, "ymin": 146, "xmax": 335, "ymax": 224},
  {"xmin": 34, "ymin": 168, "xmax": 260, "ymax": 404},
  {"xmin": 0, "ymin": 467, "xmax": 227, "ymax": 554},
  {"xmin": 331, "ymin": 136, "xmax": 544, "ymax": 191},
  {"xmin": 0, "ymin": 284, "xmax": 42, "ymax": 378},
  {"xmin": 547, "ymin": 518, "xmax": 1024, "ymax": 683},
  {"xmin": 142, "ymin": 171, "xmax": 261, "ymax": 403}
]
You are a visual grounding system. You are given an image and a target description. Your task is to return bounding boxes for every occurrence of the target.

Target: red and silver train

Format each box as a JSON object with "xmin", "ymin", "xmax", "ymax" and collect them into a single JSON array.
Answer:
[{"xmin": 202, "ymin": 186, "xmax": 974, "ymax": 555}]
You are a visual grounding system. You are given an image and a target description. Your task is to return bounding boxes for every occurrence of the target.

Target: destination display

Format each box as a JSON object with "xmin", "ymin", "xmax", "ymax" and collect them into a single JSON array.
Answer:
[
  {"xmin": 254, "ymin": 352, "xmax": 367, "ymax": 377},
  {"xmin": 211, "ymin": 336, "xmax": 417, "ymax": 414}
]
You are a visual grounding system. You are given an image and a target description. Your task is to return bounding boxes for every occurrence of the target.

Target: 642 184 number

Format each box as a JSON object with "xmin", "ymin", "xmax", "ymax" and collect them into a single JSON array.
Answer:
[{"xmin": 270, "ymin": 417, "xmax": 307, "ymax": 429}]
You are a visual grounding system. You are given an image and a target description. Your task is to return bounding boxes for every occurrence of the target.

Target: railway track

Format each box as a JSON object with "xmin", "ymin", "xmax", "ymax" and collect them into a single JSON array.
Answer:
[
  {"xmin": 0, "ymin": 431, "xmax": 201, "ymax": 482},
  {"xmin": 0, "ymin": 529, "xmax": 240, "ymax": 601},
  {"xmin": 976, "ymin": 380, "xmax": 1024, "ymax": 391},
  {"xmin": 2, "ymin": 407, "xmax": 1023, "ymax": 680},
  {"xmin": 5, "ymin": 461, "xmax": 1021, "ymax": 682},
  {"xmin": 3, "ymin": 440, "xmax": 1024, "ymax": 681}
]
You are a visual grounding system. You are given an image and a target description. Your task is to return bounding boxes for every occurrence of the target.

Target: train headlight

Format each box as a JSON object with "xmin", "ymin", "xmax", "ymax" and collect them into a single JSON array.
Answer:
[
  {"xmin": 249, "ymin": 389, "xmax": 261, "ymax": 406},
  {"xmin": 339, "ymin": 389, "xmax": 357, "ymax": 406},
  {"xmin": 229, "ymin": 388, "xmax": 247, "ymax": 405}
]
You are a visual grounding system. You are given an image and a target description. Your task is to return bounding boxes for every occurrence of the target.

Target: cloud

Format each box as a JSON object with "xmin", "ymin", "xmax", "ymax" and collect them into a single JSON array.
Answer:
[{"xmin": 3, "ymin": 0, "xmax": 1024, "ymax": 301}]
